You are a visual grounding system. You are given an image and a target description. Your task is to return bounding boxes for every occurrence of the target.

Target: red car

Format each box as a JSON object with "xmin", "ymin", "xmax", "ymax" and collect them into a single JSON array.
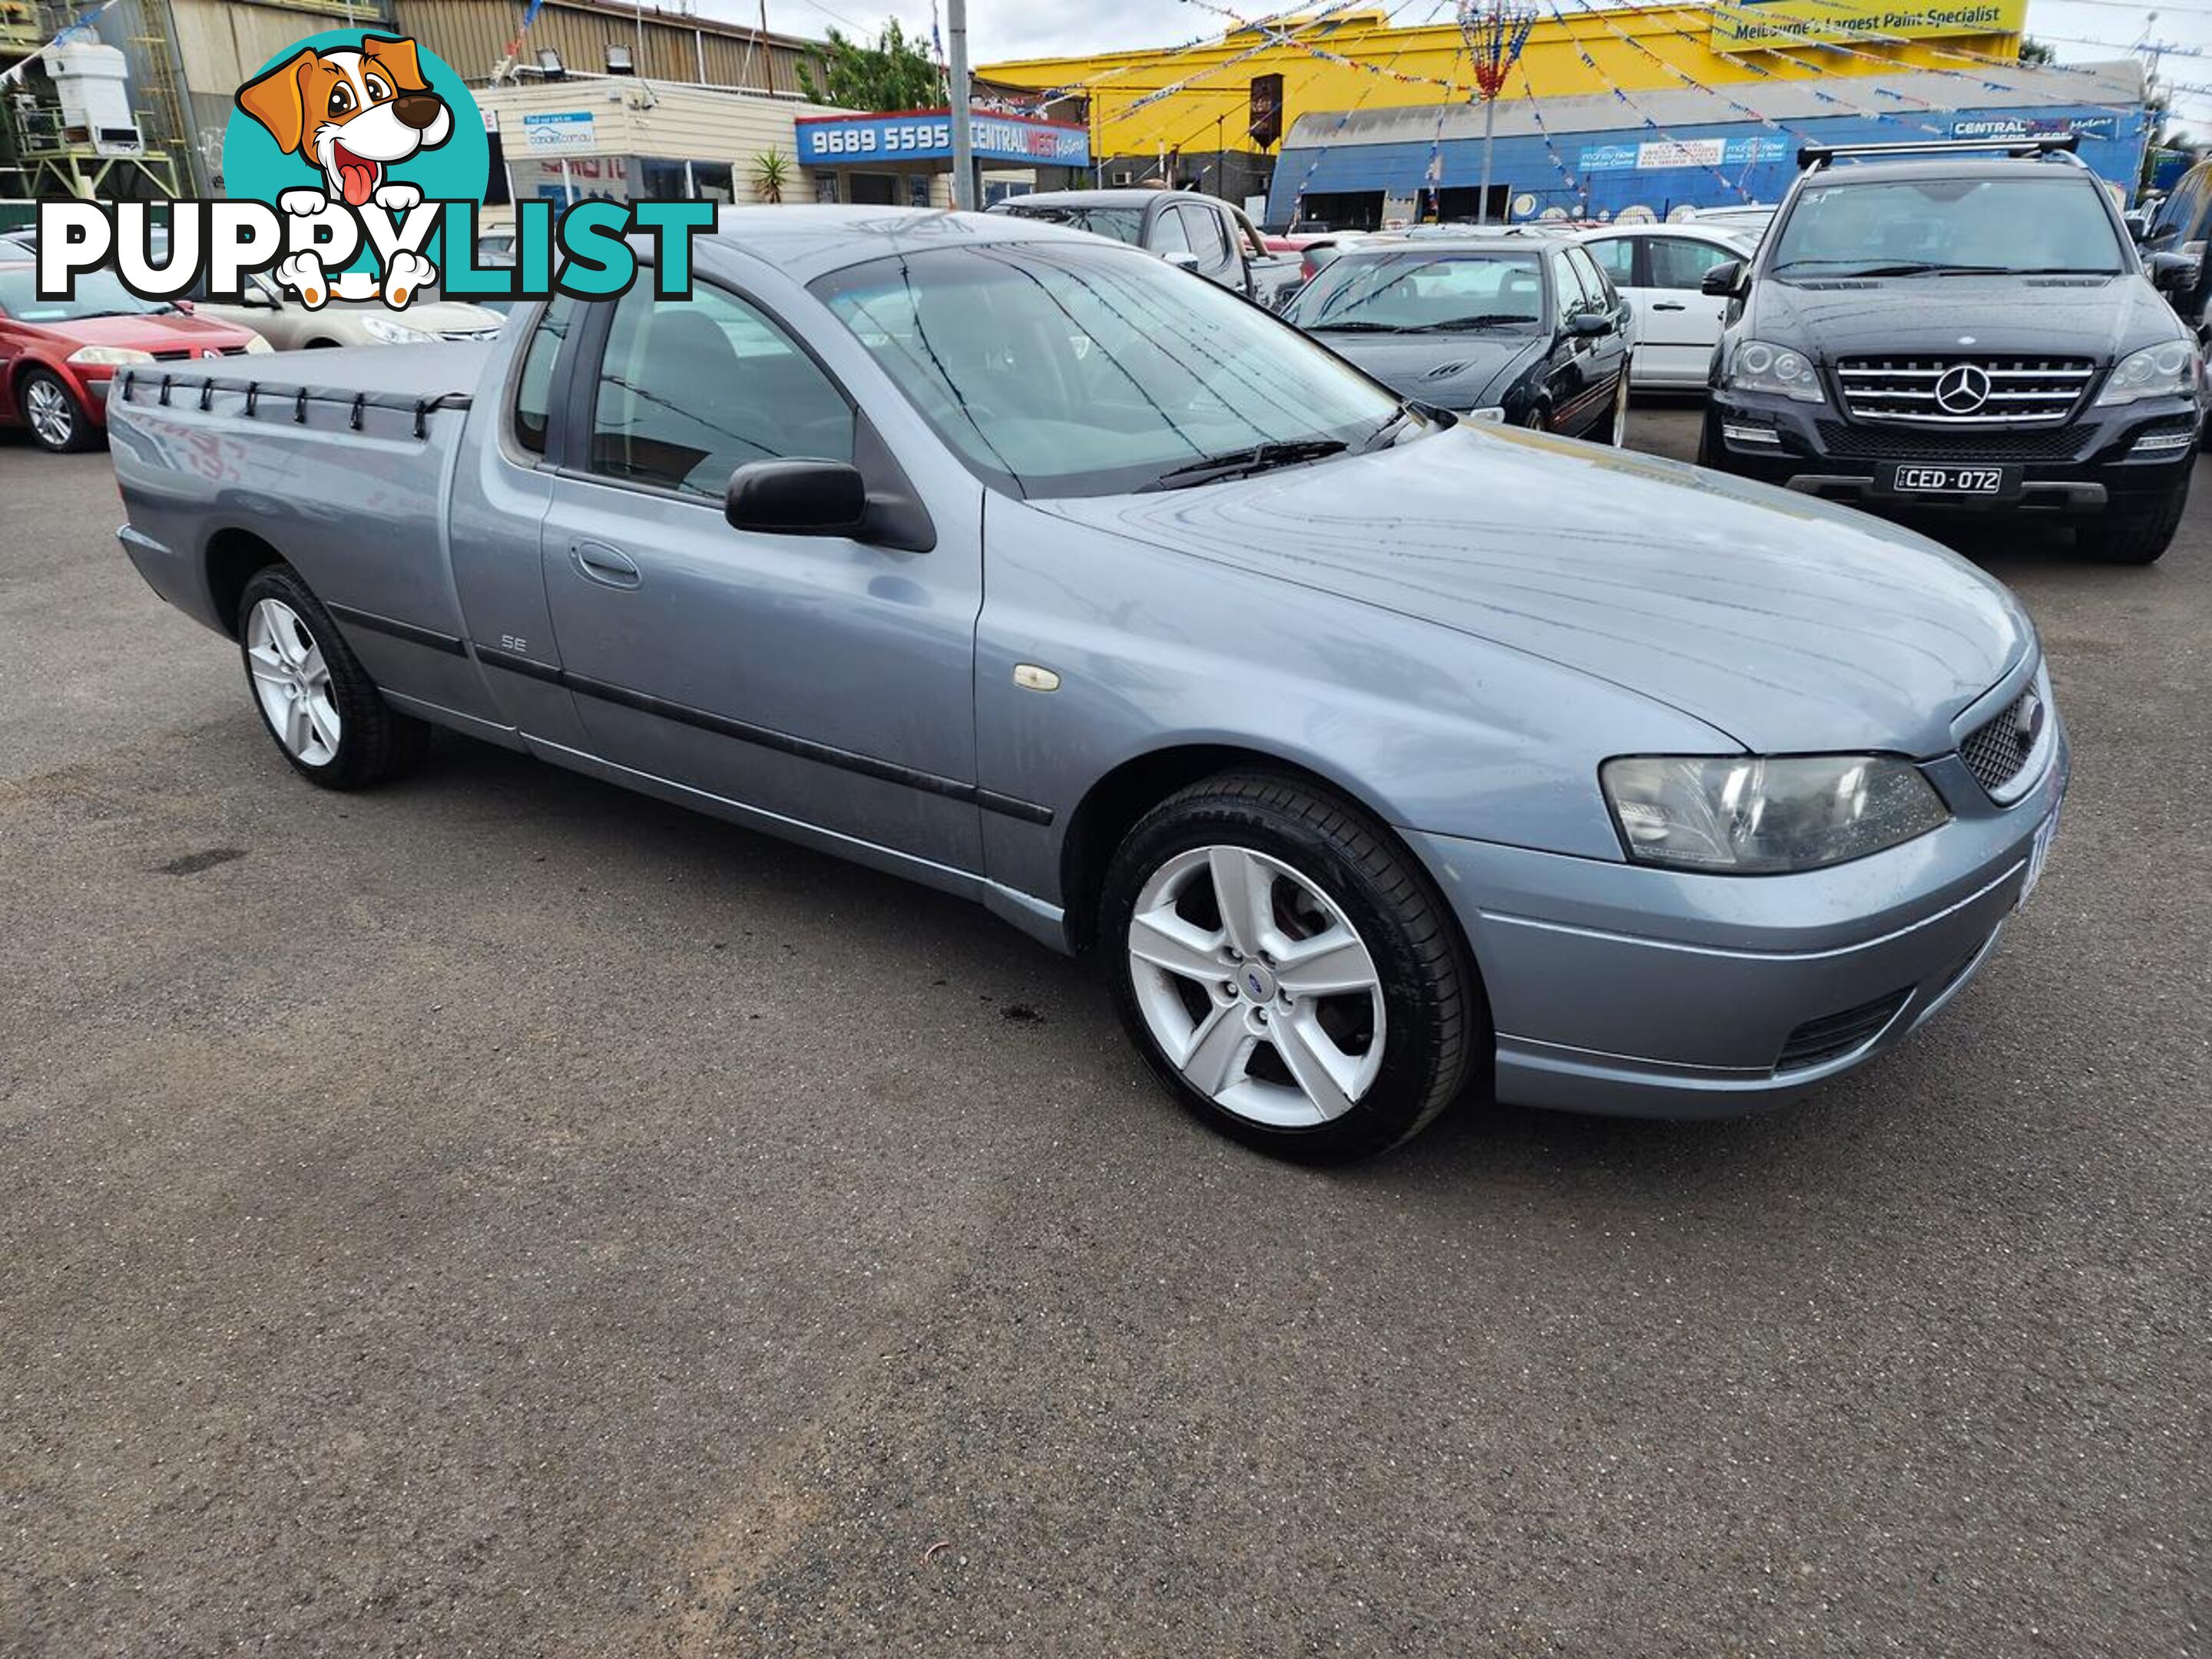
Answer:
[{"xmin": 0, "ymin": 261, "xmax": 267, "ymax": 453}]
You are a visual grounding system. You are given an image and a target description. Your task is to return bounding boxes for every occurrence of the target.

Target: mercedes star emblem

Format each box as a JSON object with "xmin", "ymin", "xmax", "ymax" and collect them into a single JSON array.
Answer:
[{"xmin": 1935, "ymin": 363, "xmax": 1992, "ymax": 416}]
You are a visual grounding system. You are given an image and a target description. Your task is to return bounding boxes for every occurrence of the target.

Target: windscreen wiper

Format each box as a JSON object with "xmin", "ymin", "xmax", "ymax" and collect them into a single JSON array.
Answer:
[
  {"xmin": 1404, "ymin": 314, "xmax": 1533, "ymax": 331},
  {"xmin": 1140, "ymin": 439, "xmax": 1350, "ymax": 492},
  {"xmin": 1310, "ymin": 320, "xmax": 1403, "ymax": 333}
]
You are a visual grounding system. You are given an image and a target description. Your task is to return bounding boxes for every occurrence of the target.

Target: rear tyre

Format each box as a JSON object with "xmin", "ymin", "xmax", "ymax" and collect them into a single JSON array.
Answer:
[
  {"xmin": 237, "ymin": 565, "xmax": 429, "ymax": 789},
  {"xmin": 1599, "ymin": 366, "xmax": 1630, "ymax": 446},
  {"xmin": 19, "ymin": 369, "xmax": 95, "ymax": 453},
  {"xmin": 2078, "ymin": 479, "xmax": 2188, "ymax": 565},
  {"xmin": 1101, "ymin": 771, "xmax": 1481, "ymax": 1163}
]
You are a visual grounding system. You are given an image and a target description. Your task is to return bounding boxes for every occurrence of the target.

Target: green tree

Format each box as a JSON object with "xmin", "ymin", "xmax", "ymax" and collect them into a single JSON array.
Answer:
[
  {"xmin": 2018, "ymin": 35, "xmax": 2057, "ymax": 65},
  {"xmin": 797, "ymin": 20, "xmax": 945, "ymax": 111}
]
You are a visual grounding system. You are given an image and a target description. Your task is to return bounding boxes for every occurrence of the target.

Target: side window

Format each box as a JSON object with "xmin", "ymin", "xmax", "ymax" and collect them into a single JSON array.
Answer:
[
  {"xmin": 586, "ymin": 283, "xmax": 853, "ymax": 498},
  {"xmin": 1151, "ymin": 207, "xmax": 1193, "ymax": 258},
  {"xmin": 2151, "ymin": 169, "xmax": 2204, "ymax": 241},
  {"xmin": 513, "ymin": 293, "xmax": 581, "ymax": 455},
  {"xmin": 1647, "ymin": 236, "xmax": 1740, "ymax": 291},
  {"xmin": 1565, "ymin": 245, "xmax": 1611, "ymax": 310},
  {"xmin": 1554, "ymin": 251, "xmax": 1592, "ymax": 314},
  {"xmin": 1181, "ymin": 205, "xmax": 1233, "ymax": 267},
  {"xmin": 1586, "ymin": 237, "xmax": 1636, "ymax": 286}
]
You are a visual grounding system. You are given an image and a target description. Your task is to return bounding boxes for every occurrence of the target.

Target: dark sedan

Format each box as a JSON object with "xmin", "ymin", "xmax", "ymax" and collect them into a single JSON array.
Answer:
[{"xmin": 1283, "ymin": 233, "xmax": 1633, "ymax": 442}]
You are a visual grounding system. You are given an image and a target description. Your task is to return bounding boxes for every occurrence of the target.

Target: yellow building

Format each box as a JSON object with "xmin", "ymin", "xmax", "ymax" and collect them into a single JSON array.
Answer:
[{"xmin": 982, "ymin": 2, "xmax": 2030, "ymax": 202}]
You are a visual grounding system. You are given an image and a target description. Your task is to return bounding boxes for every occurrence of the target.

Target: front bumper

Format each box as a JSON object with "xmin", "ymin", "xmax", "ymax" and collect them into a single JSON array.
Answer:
[
  {"xmin": 1708, "ymin": 388, "xmax": 2196, "ymax": 517},
  {"xmin": 1410, "ymin": 680, "xmax": 2069, "ymax": 1118}
]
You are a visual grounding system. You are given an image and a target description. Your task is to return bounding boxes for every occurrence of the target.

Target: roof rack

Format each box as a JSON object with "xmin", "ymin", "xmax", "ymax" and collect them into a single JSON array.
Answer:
[{"xmin": 1797, "ymin": 134, "xmax": 2083, "ymax": 171}]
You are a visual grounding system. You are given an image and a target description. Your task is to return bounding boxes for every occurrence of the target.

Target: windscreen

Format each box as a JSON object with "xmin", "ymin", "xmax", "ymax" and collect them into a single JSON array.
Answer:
[
  {"xmin": 995, "ymin": 204, "xmax": 1146, "ymax": 246},
  {"xmin": 813, "ymin": 241, "xmax": 1405, "ymax": 498},
  {"xmin": 1292, "ymin": 251, "xmax": 1548, "ymax": 333},
  {"xmin": 0, "ymin": 267, "xmax": 177, "ymax": 323},
  {"xmin": 1767, "ymin": 175, "xmax": 2128, "ymax": 276}
]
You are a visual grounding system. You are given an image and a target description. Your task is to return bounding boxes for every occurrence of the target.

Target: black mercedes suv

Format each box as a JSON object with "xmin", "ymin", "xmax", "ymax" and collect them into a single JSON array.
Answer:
[{"xmin": 1697, "ymin": 137, "xmax": 2201, "ymax": 565}]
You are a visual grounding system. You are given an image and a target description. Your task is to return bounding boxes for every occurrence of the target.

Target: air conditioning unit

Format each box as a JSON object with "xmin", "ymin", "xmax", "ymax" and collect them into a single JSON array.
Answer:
[
  {"xmin": 1111, "ymin": 168, "xmax": 1133, "ymax": 185},
  {"xmin": 45, "ymin": 41, "xmax": 143, "ymax": 157}
]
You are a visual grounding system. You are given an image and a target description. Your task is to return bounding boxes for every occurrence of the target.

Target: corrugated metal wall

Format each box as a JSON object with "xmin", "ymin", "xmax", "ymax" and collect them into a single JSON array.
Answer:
[{"xmin": 394, "ymin": 0, "xmax": 813, "ymax": 93}]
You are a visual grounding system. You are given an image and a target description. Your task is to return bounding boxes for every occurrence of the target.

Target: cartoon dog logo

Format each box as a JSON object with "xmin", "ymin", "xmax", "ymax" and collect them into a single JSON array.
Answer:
[{"xmin": 234, "ymin": 36, "xmax": 452, "ymax": 306}]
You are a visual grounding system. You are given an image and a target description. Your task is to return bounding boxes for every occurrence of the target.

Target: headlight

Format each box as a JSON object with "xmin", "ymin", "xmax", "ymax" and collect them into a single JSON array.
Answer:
[
  {"xmin": 66, "ymin": 346, "xmax": 154, "ymax": 366},
  {"xmin": 239, "ymin": 334, "xmax": 273, "ymax": 354},
  {"xmin": 2094, "ymin": 340, "xmax": 2197, "ymax": 406},
  {"xmin": 361, "ymin": 315, "xmax": 429, "ymax": 346},
  {"xmin": 1723, "ymin": 338, "xmax": 1824, "ymax": 404},
  {"xmin": 1601, "ymin": 754, "xmax": 1949, "ymax": 874}
]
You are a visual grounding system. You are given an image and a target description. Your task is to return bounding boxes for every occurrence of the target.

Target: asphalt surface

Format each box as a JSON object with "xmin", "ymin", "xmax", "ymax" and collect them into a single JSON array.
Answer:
[{"xmin": 2, "ymin": 408, "xmax": 2205, "ymax": 1657}]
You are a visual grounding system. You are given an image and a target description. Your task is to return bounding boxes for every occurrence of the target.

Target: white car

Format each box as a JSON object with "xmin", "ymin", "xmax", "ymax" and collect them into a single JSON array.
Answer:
[{"xmin": 1575, "ymin": 224, "xmax": 1759, "ymax": 392}]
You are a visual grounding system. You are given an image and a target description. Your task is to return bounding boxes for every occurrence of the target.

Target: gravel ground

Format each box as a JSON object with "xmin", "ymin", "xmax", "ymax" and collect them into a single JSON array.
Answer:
[{"xmin": 1, "ymin": 408, "xmax": 2205, "ymax": 1657}]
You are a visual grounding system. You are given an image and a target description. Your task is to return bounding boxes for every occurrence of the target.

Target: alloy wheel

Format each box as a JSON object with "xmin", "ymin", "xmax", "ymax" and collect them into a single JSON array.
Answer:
[
  {"xmin": 245, "ymin": 598, "xmax": 342, "ymax": 767},
  {"xmin": 1125, "ymin": 844, "xmax": 1386, "ymax": 1128},
  {"xmin": 25, "ymin": 379, "xmax": 74, "ymax": 449}
]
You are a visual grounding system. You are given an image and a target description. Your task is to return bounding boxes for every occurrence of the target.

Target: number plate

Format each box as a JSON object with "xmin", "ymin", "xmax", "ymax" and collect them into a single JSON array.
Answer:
[
  {"xmin": 2017, "ymin": 806, "xmax": 2061, "ymax": 911},
  {"xmin": 1882, "ymin": 462, "xmax": 2019, "ymax": 498}
]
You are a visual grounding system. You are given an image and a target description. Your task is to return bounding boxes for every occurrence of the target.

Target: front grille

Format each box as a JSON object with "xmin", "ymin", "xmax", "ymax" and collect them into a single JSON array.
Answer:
[
  {"xmin": 1836, "ymin": 356, "xmax": 2095, "ymax": 426},
  {"xmin": 439, "ymin": 327, "xmax": 502, "ymax": 343},
  {"xmin": 1813, "ymin": 420, "xmax": 2087, "ymax": 462},
  {"xmin": 1777, "ymin": 988, "xmax": 1913, "ymax": 1071},
  {"xmin": 150, "ymin": 349, "xmax": 192, "ymax": 363},
  {"xmin": 1961, "ymin": 690, "xmax": 2036, "ymax": 796}
]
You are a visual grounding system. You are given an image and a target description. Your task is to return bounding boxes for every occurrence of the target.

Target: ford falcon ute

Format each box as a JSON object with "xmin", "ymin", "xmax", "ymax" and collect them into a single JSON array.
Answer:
[{"xmin": 106, "ymin": 207, "xmax": 2068, "ymax": 1162}]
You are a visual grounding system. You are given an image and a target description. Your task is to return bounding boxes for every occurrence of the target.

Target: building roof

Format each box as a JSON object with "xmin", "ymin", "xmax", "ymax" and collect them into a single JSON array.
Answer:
[{"xmin": 1283, "ymin": 58, "xmax": 2145, "ymax": 147}]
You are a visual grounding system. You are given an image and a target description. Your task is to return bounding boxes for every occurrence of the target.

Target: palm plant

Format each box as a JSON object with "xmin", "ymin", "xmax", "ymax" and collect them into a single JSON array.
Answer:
[{"xmin": 753, "ymin": 148, "xmax": 792, "ymax": 204}]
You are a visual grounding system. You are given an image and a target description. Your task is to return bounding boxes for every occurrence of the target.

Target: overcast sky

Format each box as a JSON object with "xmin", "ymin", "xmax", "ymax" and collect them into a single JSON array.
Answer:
[{"xmin": 730, "ymin": 0, "xmax": 2212, "ymax": 129}]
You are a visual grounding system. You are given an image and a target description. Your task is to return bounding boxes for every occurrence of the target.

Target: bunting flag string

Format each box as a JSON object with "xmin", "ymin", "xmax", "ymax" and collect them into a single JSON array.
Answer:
[
  {"xmin": 996, "ymin": 0, "xmax": 1365, "ymax": 116},
  {"xmin": 1278, "ymin": 0, "xmax": 1464, "ymax": 220},
  {"xmin": 1512, "ymin": 51, "xmax": 1585, "ymax": 202},
  {"xmin": 1538, "ymin": 2, "xmax": 1755, "ymax": 200},
  {"xmin": 1579, "ymin": 0, "xmax": 1955, "ymax": 139}
]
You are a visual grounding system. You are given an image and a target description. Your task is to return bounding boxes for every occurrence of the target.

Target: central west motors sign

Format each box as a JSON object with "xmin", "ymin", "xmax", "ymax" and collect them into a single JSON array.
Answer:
[
  {"xmin": 1712, "ymin": 0, "xmax": 2026, "ymax": 48},
  {"xmin": 1575, "ymin": 136, "xmax": 1792, "ymax": 173},
  {"xmin": 796, "ymin": 109, "xmax": 1090, "ymax": 168},
  {"xmin": 1952, "ymin": 114, "xmax": 2119, "ymax": 141}
]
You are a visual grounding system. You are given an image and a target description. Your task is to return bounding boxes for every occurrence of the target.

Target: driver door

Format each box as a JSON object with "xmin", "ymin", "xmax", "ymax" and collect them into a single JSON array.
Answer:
[{"xmin": 538, "ymin": 279, "xmax": 985, "ymax": 875}]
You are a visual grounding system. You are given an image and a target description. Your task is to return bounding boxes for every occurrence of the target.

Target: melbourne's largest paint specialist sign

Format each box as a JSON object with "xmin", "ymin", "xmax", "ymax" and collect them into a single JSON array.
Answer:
[{"xmin": 33, "ymin": 29, "xmax": 713, "ymax": 308}]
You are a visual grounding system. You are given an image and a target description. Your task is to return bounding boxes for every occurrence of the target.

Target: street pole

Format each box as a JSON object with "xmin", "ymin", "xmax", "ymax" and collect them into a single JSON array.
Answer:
[
  {"xmin": 947, "ymin": 0, "xmax": 975, "ymax": 210},
  {"xmin": 1478, "ymin": 94, "xmax": 1495, "ymax": 224}
]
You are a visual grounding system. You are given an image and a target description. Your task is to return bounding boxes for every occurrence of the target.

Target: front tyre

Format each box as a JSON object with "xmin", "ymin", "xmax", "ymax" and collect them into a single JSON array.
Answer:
[
  {"xmin": 2076, "ymin": 479, "xmax": 2187, "ymax": 565},
  {"xmin": 237, "ymin": 565, "xmax": 428, "ymax": 788},
  {"xmin": 19, "ymin": 369, "xmax": 95, "ymax": 453},
  {"xmin": 1102, "ymin": 773, "xmax": 1480, "ymax": 1162}
]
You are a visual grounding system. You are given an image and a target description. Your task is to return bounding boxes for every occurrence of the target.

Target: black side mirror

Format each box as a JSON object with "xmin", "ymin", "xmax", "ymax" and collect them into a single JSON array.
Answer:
[
  {"xmin": 725, "ymin": 459, "xmax": 868, "ymax": 538},
  {"xmin": 1568, "ymin": 311, "xmax": 1614, "ymax": 336},
  {"xmin": 2148, "ymin": 251, "xmax": 2197, "ymax": 292},
  {"xmin": 1701, "ymin": 259, "xmax": 1745, "ymax": 297}
]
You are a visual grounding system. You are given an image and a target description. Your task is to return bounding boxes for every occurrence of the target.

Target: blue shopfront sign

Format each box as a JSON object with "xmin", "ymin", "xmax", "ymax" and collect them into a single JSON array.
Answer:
[
  {"xmin": 1575, "ymin": 134, "xmax": 1790, "ymax": 174},
  {"xmin": 795, "ymin": 109, "xmax": 1091, "ymax": 168}
]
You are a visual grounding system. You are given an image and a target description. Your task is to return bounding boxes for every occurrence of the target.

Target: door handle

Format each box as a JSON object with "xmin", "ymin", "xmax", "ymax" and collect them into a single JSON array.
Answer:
[
  {"xmin": 1653, "ymin": 302, "xmax": 1688, "ymax": 312},
  {"xmin": 571, "ymin": 540, "xmax": 640, "ymax": 589}
]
